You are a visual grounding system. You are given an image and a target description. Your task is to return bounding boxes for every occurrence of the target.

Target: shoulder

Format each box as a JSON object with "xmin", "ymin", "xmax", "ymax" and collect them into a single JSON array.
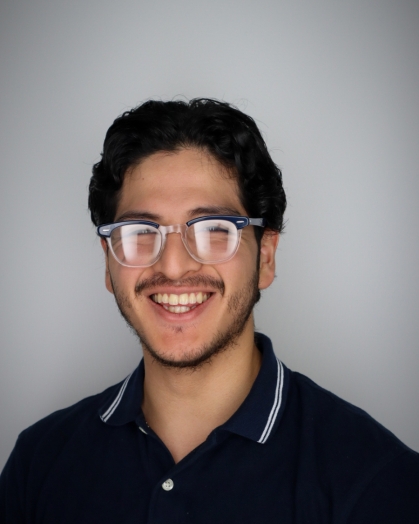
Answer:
[
  {"xmin": 282, "ymin": 369, "xmax": 419, "ymax": 520},
  {"xmin": 0, "ymin": 379, "xmax": 128, "ymax": 522},
  {"xmin": 289, "ymin": 370, "xmax": 412, "ymax": 454},
  {"xmin": 14, "ymin": 379, "xmax": 125, "ymax": 462}
]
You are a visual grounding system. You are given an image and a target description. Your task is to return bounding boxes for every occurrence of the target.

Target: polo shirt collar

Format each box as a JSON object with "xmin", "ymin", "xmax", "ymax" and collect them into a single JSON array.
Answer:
[
  {"xmin": 99, "ymin": 364, "xmax": 145, "ymax": 426},
  {"xmin": 98, "ymin": 333, "xmax": 289, "ymax": 444},
  {"xmin": 222, "ymin": 333, "xmax": 289, "ymax": 443}
]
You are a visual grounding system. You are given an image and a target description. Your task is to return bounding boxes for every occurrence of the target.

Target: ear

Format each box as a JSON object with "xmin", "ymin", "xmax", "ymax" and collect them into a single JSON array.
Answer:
[
  {"xmin": 258, "ymin": 231, "xmax": 279, "ymax": 290},
  {"xmin": 101, "ymin": 238, "xmax": 114, "ymax": 295}
]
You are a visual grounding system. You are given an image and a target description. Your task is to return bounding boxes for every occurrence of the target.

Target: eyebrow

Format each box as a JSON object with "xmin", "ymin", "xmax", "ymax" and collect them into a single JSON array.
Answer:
[
  {"xmin": 115, "ymin": 206, "xmax": 244, "ymax": 223},
  {"xmin": 188, "ymin": 206, "xmax": 243, "ymax": 218},
  {"xmin": 115, "ymin": 211, "xmax": 161, "ymax": 222}
]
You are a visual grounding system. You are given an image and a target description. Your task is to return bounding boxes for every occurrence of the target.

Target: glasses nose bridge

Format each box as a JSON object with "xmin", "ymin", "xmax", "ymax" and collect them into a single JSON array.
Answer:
[
  {"xmin": 160, "ymin": 223, "xmax": 187, "ymax": 239},
  {"xmin": 162, "ymin": 223, "xmax": 184, "ymax": 234},
  {"xmin": 159, "ymin": 223, "xmax": 190, "ymax": 251}
]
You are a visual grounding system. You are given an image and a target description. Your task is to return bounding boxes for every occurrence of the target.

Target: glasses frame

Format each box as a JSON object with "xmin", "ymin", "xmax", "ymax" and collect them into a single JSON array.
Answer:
[{"xmin": 97, "ymin": 215, "xmax": 265, "ymax": 268}]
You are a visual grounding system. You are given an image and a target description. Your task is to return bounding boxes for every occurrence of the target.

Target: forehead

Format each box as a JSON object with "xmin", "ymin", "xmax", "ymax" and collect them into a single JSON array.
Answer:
[{"xmin": 116, "ymin": 148, "xmax": 246, "ymax": 221}]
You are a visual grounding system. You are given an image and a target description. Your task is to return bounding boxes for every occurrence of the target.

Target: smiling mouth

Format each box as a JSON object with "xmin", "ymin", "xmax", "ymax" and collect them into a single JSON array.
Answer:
[{"xmin": 151, "ymin": 292, "xmax": 211, "ymax": 313}]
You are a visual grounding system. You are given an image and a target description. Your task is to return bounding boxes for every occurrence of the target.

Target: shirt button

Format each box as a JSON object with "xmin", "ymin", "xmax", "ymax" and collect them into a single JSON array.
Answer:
[{"xmin": 162, "ymin": 479, "xmax": 174, "ymax": 491}]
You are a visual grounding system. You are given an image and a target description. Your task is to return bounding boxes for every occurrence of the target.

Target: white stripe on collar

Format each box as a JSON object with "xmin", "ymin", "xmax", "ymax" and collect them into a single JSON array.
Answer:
[
  {"xmin": 100, "ymin": 372, "xmax": 134, "ymax": 423},
  {"xmin": 258, "ymin": 358, "xmax": 284, "ymax": 444}
]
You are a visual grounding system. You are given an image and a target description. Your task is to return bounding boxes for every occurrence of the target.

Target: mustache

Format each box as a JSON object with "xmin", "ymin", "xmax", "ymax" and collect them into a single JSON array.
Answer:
[{"xmin": 135, "ymin": 274, "xmax": 225, "ymax": 295}]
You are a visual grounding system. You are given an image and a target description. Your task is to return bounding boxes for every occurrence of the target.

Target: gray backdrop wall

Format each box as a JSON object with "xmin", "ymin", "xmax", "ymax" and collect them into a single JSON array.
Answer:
[{"xmin": 1, "ymin": 0, "xmax": 418, "ymax": 470}]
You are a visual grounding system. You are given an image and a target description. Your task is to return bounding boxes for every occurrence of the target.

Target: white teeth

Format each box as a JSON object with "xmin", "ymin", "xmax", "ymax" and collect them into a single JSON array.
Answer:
[
  {"xmin": 167, "ymin": 305, "xmax": 190, "ymax": 313},
  {"xmin": 151, "ymin": 292, "xmax": 211, "ymax": 311},
  {"xmin": 179, "ymin": 293, "xmax": 189, "ymax": 305},
  {"xmin": 169, "ymin": 294, "xmax": 178, "ymax": 305}
]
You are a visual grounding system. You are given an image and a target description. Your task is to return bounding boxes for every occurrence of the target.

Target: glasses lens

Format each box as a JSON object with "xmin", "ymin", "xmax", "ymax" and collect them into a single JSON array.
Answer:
[
  {"xmin": 110, "ymin": 224, "xmax": 161, "ymax": 267},
  {"xmin": 187, "ymin": 219, "xmax": 239, "ymax": 263}
]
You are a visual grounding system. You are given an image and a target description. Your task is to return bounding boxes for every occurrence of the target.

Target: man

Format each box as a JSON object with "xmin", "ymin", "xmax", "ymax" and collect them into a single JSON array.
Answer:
[{"xmin": 1, "ymin": 99, "xmax": 418, "ymax": 522}]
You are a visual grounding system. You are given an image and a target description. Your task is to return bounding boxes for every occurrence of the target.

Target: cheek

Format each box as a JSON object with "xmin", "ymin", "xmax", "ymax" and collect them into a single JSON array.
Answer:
[
  {"xmin": 105, "ymin": 266, "xmax": 114, "ymax": 294},
  {"xmin": 106, "ymin": 262, "xmax": 144, "ymax": 297},
  {"xmin": 221, "ymin": 252, "xmax": 258, "ymax": 292}
]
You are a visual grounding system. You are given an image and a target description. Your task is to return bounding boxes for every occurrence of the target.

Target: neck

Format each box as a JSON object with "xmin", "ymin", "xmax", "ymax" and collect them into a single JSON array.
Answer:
[{"xmin": 141, "ymin": 319, "xmax": 261, "ymax": 463}]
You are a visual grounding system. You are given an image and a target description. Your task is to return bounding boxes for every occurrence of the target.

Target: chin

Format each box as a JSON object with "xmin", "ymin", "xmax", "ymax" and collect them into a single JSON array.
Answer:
[{"xmin": 139, "ymin": 316, "xmax": 251, "ymax": 371}]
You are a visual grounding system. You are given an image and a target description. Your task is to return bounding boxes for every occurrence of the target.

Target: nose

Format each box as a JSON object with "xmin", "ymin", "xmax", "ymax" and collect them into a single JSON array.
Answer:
[{"xmin": 153, "ymin": 230, "xmax": 202, "ymax": 279}]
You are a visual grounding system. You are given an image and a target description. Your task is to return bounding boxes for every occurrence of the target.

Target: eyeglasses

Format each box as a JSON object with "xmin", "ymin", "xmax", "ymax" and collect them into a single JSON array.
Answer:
[{"xmin": 97, "ymin": 215, "xmax": 265, "ymax": 267}]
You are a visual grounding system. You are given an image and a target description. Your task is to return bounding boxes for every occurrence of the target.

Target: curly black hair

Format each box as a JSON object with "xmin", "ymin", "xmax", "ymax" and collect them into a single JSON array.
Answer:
[{"xmin": 88, "ymin": 98, "xmax": 286, "ymax": 241}]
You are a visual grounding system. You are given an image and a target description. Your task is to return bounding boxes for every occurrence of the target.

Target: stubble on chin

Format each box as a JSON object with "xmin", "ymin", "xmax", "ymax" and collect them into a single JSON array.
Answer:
[{"xmin": 109, "ymin": 271, "xmax": 260, "ymax": 371}]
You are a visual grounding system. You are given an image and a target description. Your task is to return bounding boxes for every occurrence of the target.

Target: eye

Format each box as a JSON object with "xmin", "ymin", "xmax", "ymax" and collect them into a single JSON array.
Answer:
[
  {"xmin": 135, "ymin": 228, "xmax": 157, "ymax": 235},
  {"xmin": 204, "ymin": 225, "xmax": 230, "ymax": 233},
  {"xmin": 194, "ymin": 220, "xmax": 233, "ymax": 234}
]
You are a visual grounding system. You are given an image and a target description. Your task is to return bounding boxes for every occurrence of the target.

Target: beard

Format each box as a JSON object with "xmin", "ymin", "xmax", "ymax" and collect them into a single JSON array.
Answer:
[{"xmin": 109, "ymin": 271, "xmax": 261, "ymax": 371}]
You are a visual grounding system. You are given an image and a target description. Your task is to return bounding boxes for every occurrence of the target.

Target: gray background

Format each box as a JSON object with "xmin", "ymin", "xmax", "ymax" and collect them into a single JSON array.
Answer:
[{"xmin": 1, "ymin": 0, "xmax": 418, "ymax": 470}]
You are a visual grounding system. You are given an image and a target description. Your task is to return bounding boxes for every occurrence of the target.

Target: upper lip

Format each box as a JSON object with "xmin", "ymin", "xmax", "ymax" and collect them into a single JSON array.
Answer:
[{"xmin": 146, "ymin": 287, "xmax": 216, "ymax": 297}]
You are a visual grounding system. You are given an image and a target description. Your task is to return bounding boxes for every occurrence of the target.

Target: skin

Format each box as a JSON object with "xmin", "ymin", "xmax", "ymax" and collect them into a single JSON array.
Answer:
[{"xmin": 102, "ymin": 148, "xmax": 278, "ymax": 462}]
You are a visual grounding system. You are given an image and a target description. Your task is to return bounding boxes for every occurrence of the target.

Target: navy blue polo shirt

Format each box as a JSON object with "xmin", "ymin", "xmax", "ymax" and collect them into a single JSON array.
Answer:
[{"xmin": 1, "ymin": 333, "xmax": 419, "ymax": 523}]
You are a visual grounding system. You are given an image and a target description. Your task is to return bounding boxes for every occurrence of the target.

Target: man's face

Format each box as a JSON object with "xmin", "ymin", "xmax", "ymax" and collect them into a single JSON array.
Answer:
[{"xmin": 102, "ymin": 148, "xmax": 277, "ymax": 368}]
